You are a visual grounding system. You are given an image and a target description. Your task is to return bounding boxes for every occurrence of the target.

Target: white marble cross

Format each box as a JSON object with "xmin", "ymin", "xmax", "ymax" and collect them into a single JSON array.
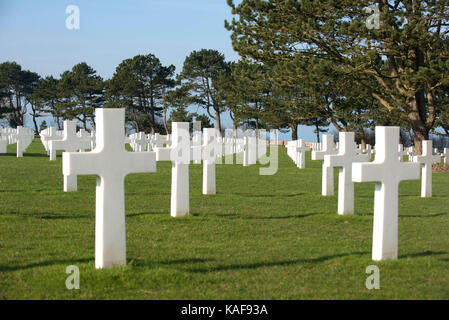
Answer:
[
  {"xmin": 152, "ymin": 133, "xmax": 165, "ymax": 149},
  {"xmin": 202, "ymin": 128, "xmax": 217, "ymax": 194},
  {"xmin": 49, "ymin": 121, "xmax": 92, "ymax": 192},
  {"xmin": 63, "ymin": 108, "xmax": 156, "ymax": 269},
  {"xmin": 352, "ymin": 126, "xmax": 420, "ymax": 261},
  {"xmin": 407, "ymin": 146, "xmax": 415, "ymax": 162},
  {"xmin": 10, "ymin": 126, "xmax": 34, "ymax": 157},
  {"xmin": 41, "ymin": 127, "xmax": 62, "ymax": 154},
  {"xmin": 443, "ymin": 148, "xmax": 449, "ymax": 165},
  {"xmin": 191, "ymin": 132, "xmax": 202, "ymax": 164},
  {"xmin": 296, "ymin": 139, "xmax": 310, "ymax": 169},
  {"xmin": 155, "ymin": 122, "xmax": 190, "ymax": 217},
  {"xmin": 398, "ymin": 144, "xmax": 407, "ymax": 162},
  {"xmin": 243, "ymin": 136, "xmax": 249, "ymax": 167},
  {"xmin": 364, "ymin": 145, "xmax": 373, "ymax": 159},
  {"xmin": 0, "ymin": 136, "xmax": 8, "ymax": 153},
  {"xmin": 49, "ymin": 121, "xmax": 90, "ymax": 161},
  {"xmin": 77, "ymin": 129, "xmax": 92, "ymax": 151},
  {"xmin": 414, "ymin": 140, "xmax": 440, "ymax": 198},
  {"xmin": 133, "ymin": 132, "xmax": 149, "ymax": 152},
  {"xmin": 247, "ymin": 134, "xmax": 257, "ymax": 165},
  {"xmin": 311, "ymin": 134, "xmax": 337, "ymax": 196},
  {"xmin": 324, "ymin": 132, "xmax": 370, "ymax": 215}
]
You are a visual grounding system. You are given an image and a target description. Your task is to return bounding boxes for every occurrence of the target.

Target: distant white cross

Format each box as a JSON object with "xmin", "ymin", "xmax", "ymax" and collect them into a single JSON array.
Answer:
[
  {"xmin": 155, "ymin": 122, "xmax": 190, "ymax": 217},
  {"xmin": 414, "ymin": 140, "xmax": 441, "ymax": 198},
  {"xmin": 10, "ymin": 126, "xmax": 34, "ymax": 157},
  {"xmin": 398, "ymin": 144, "xmax": 407, "ymax": 162},
  {"xmin": 311, "ymin": 134, "xmax": 337, "ymax": 196},
  {"xmin": 41, "ymin": 127, "xmax": 62, "ymax": 154},
  {"xmin": 352, "ymin": 126, "xmax": 420, "ymax": 261},
  {"xmin": 407, "ymin": 146, "xmax": 415, "ymax": 162},
  {"xmin": 202, "ymin": 128, "xmax": 217, "ymax": 194},
  {"xmin": 324, "ymin": 132, "xmax": 370, "ymax": 215},
  {"xmin": 296, "ymin": 139, "xmax": 310, "ymax": 169},
  {"xmin": 62, "ymin": 108, "xmax": 157, "ymax": 269},
  {"xmin": 443, "ymin": 148, "xmax": 449, "ymax": 165},
  {"xmin": 49, "ymin": 121, "xmax": 90, "ymax": 161}
]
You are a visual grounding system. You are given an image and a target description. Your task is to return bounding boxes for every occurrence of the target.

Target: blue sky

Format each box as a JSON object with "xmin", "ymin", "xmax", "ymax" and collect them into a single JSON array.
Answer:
[{"xmin": 0, "ymin": 0, "xmax": 321, "ymax": 141}]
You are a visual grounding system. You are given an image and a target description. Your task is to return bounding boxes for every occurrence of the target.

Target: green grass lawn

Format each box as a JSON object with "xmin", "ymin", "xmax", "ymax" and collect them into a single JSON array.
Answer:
[{"xmin": 1, "ymin": 138, "xmax": 448, "ymax": 299}]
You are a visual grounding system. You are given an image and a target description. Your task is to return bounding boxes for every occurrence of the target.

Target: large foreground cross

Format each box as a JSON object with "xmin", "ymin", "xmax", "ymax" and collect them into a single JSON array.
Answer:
[
  {"xmin": 352, "ymin": 126, "xmax": 420, "ymax": 261},
  {"xmin": 63, "ymin": 108, "xmax": 157, "ymax": 269}
]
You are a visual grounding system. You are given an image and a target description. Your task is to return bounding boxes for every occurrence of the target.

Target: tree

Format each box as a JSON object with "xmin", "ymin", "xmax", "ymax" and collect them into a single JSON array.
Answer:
[
  {"xmin": 163, "ymin": 84, "xmax": 195, "ymax": 134},
  {"xmin": 224, "ymin": 61, "xmax": 275, "ymax": 137},
  {"xmin": 226, "ymin": 0, "xmax": 449, "ymax": 154},
  {"xmin": 32, "ymin": 76, "xmax": 65, "ymax": 130},
  {"xmin": 105, "ymin": 54, "xmax": 175, "ymax": 134},
  {"xmin": 39, "ymin": 120, "xmax": 47, "ymax": 132},
  {"xmin": 59, "ymin": 62, "xmax": 104, "ymax": 130},
  {"xmin": 0, "ymin": 61, "xmax": 39, "ymax": 127},
  {"xmin": 180, "ymin": 49, "xmax": 231, "ymax": 136},
  {"xmin": 195, "ymin": 114, "xmax": 213, "ymax": 129}
]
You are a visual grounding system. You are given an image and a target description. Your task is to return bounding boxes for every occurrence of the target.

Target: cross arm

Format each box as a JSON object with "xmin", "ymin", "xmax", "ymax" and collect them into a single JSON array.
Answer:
[
  {"xmin": 124, "ymin": 151, "xmax": 156, "ymax": 175},
  {"xmin": 62, "ymin": 151, "xmax": 102, "ymax": 176},
  {"xmin": 352, "ymin": 162, "xmax": 384, "ymax": 183}
]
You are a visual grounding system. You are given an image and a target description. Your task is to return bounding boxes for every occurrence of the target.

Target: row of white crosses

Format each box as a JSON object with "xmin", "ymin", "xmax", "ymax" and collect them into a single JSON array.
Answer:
[
  {"xmin": 128, "ymin": 132, "xmax": 167, "ymax": 152},
  {"xmin": 62, "ymin": 108, "xmax": 271, "ymax": 268},
  {"xmin": 309, "ymin": 129, "xmax": 443, "ymax": 260},
  {"xmin": 0, "ymin": 126, "xmax": 34, "ymax": 157},
  {"xmin": 286, "ymin": 139, "xmax": 311, "ymax": 169}
]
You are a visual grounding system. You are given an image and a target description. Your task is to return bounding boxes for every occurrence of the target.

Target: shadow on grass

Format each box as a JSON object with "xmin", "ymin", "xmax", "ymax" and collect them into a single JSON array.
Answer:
[
  {"xmin": 399, "ymin": 250, "xmax": 447, "ymax": 259},
  {"xmin": 1, "ymin": 210, "xmax": 166, "ymax": 220},
  {"xmin": 230, "ymin": 192, "xmax": 307, "ymax": 198},
  {"xmin": 128, "ymin": 257, "xmax": 213, "ymax": 267},
  {"xmin": 399, "ymin": 212, "xmax": 449, "ymax": 218},
  {"xmin": 0, "ymin": 153, "xmax": 49, "ymax": 158},
  {"xmin": 187, "ymin": 251, "xmax": 369, "ymax": 273},
  {"xmin": 0, "ymin": 257, "xmax": 93, "ymax": 272},
  {"xmin": 0, "ymin": 212, "xmax": 93, "ymax": 220},
  {"xmin": 127, "ymin": 211, "xmax": 166, "ymax": 218},
  {"xmin": 203, "ymin": 212, "xmax": 331, "ymax": 220}
]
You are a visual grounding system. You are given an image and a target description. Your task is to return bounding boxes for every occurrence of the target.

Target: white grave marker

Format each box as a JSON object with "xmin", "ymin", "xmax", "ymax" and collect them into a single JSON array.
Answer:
[
  {"xmin": 324, "ymin": 132, "xmax": 370, "ymax": 215},
  {"xmin": 63, "ymin": 108, "xmax": 156, "ymax": 269},
  {"xmin": 296, "ymin": 139, "xmax": 310, "ymax": 169},
  {"xmin": 414, "ymin": 140, "xmax": 440, "ymax": 198},
  {"xmin": 352, "ymin": 126, "xmax": 420, "ymax": 261},
  {"xmin": 202, "ymin": 128, "xmax": 217, "ymax": 195},
  {"xmin": 311, "ymin": 134, "xmax": 337, "ymax": 196},
  {"xmin": 155, "ymin": 123, "xmax": 190, "ymax": 217}
]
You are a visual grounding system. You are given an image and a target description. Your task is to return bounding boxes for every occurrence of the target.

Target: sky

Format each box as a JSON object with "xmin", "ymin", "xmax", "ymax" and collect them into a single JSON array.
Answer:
[{"xmin": 0, "ymin": 0, "xmax": 321, "ymax": 141}]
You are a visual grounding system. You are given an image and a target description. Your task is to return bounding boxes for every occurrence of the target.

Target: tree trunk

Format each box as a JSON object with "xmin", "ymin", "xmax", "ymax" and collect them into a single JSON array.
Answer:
[
  {"xmin": 412, "ymin": 126, "xmax": 428, "ymax": 156},
  {"xmin": 163, "ymin": 104, "xmax": 169, "ymax": 136},
  {"xmin": 408, "ymin": 130, "xmax": 414, "ymax": 146},
  {"xmin": 315, "ymin": 122, "xmax": 320, "ymax": 143},
  {"xmin": 290, "ymin": 123, "xmax": 298, "ymax": 141},
  {"xmin": 215, "ymin": 110, "xmax": 222, "ymax": 137},
  {"xmin": 32, "ymin": 111, "xmax": 39, "ymax": 134},
  {"xmin": 255, "ymin": 118, "xmax": 259, "ymax": 139},
  {"xmin": 56, "ymin": 116, "xmax": 61, "ymax": 130}
]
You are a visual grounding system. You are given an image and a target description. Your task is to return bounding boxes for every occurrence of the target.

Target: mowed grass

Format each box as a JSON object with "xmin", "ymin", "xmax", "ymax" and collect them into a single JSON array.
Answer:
[{"xmin": 0, "ymin": 138, "xmax": 449, "ymax": 300}]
